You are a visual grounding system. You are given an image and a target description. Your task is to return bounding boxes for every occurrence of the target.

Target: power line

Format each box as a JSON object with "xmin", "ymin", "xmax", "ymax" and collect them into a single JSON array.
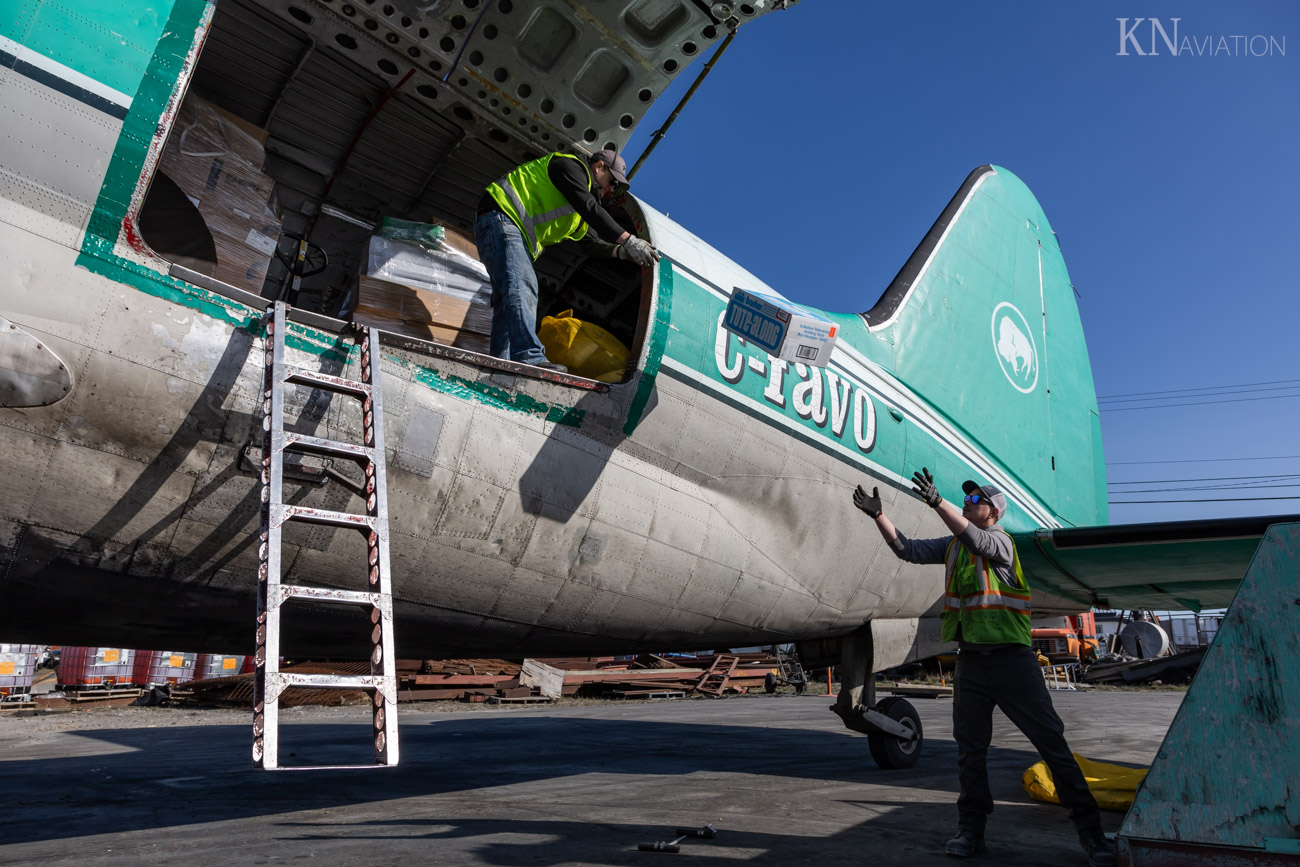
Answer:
[
  {"xmin": 1109, "ymin": 495, "xmax": 1300, "ymax": 504},
  {"xmin": 1097, "ymin": 378, "xmax": 1300, "ymax": 400},
  {"xmin": 1109, "ymin": 454, "xmax": 1300, "ymax": 466},
  {"xmin": 1111, "ymin": 482, "xmax": 1300, "ymax": 494},
  {"xmin": 1101, "ymin": 393, "xmax": 1300, "ymax": 412},
  {"xmin": 1099, "ymin": 383, "xmax": 1300, "ymax": 405},
  {"xmin": 1110, "ymin": 473, "xmax": 1300, "ymax": 485}
]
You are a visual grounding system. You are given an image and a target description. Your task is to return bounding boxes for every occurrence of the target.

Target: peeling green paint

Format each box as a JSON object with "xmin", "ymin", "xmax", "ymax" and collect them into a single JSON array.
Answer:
[
  {"xmin": 623, "ymin": 257, "xmax": 672, "ymax": 435},
  {"xmin": 82, "ymin": 0, "xmax": 210, "ymax": 246},
  {"xmin": 412, "ymin": 365, "xmax": 585, "ymax": 428},
  {"xmin": 78, "ymin": 236, "xmax": 256, "ymax": 329},
  {"xmin": 76, "ymin": 241, "xmax": 352, "ymax": 365}
]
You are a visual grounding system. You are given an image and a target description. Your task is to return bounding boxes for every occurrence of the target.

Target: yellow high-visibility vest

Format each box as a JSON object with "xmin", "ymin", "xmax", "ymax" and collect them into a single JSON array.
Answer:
[
  {"xmin": 487, "ymin": 152, "xmax": 591, "ymax": 259},
  {"xmin": 939, "ymin": 527, "xmax": 1032, "ymax": 645}
]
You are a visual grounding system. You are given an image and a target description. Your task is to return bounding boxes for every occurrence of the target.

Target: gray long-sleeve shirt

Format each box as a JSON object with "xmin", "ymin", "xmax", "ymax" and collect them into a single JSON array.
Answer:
[
  {"xmin": 888, "ymin": 523, "xmax": 1026, "ymax": 649},
  {"xmin": 889, "ymin": 522, "xmax": 1015, "ymax": 581}
]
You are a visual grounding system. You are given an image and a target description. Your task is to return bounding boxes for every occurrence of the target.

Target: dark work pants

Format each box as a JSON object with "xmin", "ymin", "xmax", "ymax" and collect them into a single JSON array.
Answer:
[{"xmin": 953, "ymin": 645, "xmax": 1103, "ymax": 838}]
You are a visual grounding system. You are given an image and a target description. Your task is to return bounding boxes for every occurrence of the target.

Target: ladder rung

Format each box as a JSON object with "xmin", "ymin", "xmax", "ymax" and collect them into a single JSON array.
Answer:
[
  {"xmin": 277, "ymin": 585, "xmax": 387, "ymax": 607},
  {"xmin": 277, "ymin": 673, "xmax": 393, "ymax": 690},
  {"xmin": 272, "ymin": 504, "xmax": 375, "ymax": 530},
  {"xmin": 282, "ymin": 431, "xmax": 375, "ymax": 462},
  {"xmin": 269, "ymin": 764, "xmax": 398, "ymax": 772},
  {"xmin": 283, "ymin": 366, "xmax": 372, "ymax": 398}
]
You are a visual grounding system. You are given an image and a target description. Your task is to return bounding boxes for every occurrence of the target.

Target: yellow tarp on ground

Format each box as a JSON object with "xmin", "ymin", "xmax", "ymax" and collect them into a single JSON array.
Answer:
[
  {"xmin": 1023, "ymin": 753, "xmax": 1148, "ymax": 811},
  {"xmin": 539, "ymin": 310, "xmax": 630, "ymax": 382}
]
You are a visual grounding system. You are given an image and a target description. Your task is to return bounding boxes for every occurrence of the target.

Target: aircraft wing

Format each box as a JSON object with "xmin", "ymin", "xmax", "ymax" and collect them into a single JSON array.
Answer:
[{"xmin": 1013, "ymin": 515, "xmax": 1300, "ymax": 612}]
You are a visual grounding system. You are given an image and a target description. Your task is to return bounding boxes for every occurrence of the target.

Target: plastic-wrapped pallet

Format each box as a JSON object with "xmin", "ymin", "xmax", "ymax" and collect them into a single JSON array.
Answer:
[
  {"xmin": 353, "ymin": 218, "xmax": 492, "ymax": 352},
  {"xmin": 157, "ymin": 94, "xmax": 281, "ymax": 292}
]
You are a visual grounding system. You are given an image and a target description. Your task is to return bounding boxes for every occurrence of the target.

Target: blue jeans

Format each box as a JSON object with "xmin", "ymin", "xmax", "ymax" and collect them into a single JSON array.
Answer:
[{"xmin": 474, "ymin": 210, "xmax": 548, "ymax": 365}]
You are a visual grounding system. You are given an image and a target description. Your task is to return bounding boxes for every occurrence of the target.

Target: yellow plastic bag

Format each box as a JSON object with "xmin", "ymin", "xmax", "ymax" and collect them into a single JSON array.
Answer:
[
  {"xmin": 1023, "ymin": 753, "xmax": 1148, "ymax": 811},
  {"xmin": 538, "ymin": 310, "xmax": 630, "ymax": 382}
]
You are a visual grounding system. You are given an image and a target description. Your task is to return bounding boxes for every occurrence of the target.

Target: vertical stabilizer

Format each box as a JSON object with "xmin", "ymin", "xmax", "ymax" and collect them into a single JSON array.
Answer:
[{"xmin": 866, "ymin": 166, "xmax": 1106, "ymax": 528}]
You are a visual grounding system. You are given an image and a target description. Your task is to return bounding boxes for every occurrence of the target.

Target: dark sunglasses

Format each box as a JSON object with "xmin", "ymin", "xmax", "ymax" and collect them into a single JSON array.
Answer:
[{"xmin": 963, "ymin": 494, "xmax": 985, "ymax": 505}]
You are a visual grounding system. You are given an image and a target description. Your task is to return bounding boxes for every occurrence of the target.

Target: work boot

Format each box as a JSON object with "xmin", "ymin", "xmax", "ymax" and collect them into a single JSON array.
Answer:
[
  {"xmin": 535, "ymin": 361, "xmax": 568, "ymax": 374},
  {"xmin": 944, "ymin": 830, "xmax": 986, "ymax": 857},
  {"xmin": 1079, "ymin": 833, "xmax": 1116, "ymax": 867}
]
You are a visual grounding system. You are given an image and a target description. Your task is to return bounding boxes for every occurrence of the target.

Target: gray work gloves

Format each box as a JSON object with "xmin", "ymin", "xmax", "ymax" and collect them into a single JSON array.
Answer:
[
  {"xmin": 853, "ymin": 485, "xmax": 883, "ymax": 518},
  {"xmin": 615, "ymin": 235, "xmax": 660, "ymax": 266},
  {"xmin": 911, "ymin": 467, "xmax": 942, "ymax": 508}
]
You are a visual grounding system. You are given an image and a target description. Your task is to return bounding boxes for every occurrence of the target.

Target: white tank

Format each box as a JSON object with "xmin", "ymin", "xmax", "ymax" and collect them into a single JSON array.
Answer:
[{"xmin": 1118, "ymin": 620, "xmax": 1172, "ymax": 659}]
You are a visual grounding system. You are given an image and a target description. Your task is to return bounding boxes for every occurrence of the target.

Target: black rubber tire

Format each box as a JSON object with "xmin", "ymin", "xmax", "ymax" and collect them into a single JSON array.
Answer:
[
  {"xmin": 764, "ymin": 672, "xmax": 778, "ymax": 694},
  {"xmin": 867, "ymin": 696, "xmax": 923, "ymax": 770}
]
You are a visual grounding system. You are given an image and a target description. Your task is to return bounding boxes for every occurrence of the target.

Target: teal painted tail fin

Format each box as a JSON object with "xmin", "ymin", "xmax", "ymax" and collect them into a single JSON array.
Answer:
[{"xmin": 866, "ymin": 166, "xmax": 1106, "ymax": 528}]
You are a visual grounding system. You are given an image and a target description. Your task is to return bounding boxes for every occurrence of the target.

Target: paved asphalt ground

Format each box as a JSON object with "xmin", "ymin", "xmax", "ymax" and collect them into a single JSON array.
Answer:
[{"xmin": 0, "ymin": 688, "xmax": 1182, "ymax": 866}]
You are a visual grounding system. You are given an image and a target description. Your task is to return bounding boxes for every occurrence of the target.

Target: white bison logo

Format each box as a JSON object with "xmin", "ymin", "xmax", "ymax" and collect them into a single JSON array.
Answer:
[{"xmin": 990, "ymin": 303, "xmax": 1038, "ymax": 393}]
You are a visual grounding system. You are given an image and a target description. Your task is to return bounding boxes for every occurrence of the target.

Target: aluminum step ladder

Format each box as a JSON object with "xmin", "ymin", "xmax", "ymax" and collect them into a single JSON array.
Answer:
[{"xmin": 252, "ymin": 301, "xmax": 399, "ymax": 769}]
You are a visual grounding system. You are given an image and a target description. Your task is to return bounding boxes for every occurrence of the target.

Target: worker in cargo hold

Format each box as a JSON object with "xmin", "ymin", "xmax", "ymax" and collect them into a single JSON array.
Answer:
[
  {"xmin": 475, "ymin": 148, "xmax": 659, "ymax": 370},
  {"xmin": 854, "ymin": 471, "xmax": 1117, "ymax": 867}
]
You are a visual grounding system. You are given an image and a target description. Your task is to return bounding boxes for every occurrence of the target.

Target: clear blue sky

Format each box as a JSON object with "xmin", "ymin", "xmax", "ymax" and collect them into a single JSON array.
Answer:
[{"xmin": 622, "ymin": 0, "xmax": 1299, "ymax": 526}]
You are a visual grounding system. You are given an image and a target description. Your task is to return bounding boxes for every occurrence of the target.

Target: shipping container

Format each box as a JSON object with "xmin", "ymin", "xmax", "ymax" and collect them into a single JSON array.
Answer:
[
  {"xmin": 133, "ymin": 651, "xmax": 198, "ymax": 686},
  {"xmin": 0, "ymin": 644, "xmax": 39, "ymax": 700},
  {"xmin": 57, "ymin": 647, "xmax": 138, "ymax": 688}
]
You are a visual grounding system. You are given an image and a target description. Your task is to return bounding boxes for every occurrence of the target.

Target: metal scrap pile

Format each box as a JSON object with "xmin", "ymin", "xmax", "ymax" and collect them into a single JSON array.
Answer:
[
  {"xmin": 181, "ymin": 660, "xmax": 376, "ymax": 708},
  {"xmin": 177, "ymin": 652, "xmax": 787, "ymax": 707},
  {"xmin": 519, "ymin": 653, "xmax": 782, "ymax": 700}
]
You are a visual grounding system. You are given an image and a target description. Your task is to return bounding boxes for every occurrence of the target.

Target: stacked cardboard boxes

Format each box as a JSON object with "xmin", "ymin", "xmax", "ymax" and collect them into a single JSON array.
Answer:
[
  {"xmin": 158, "ymin": 94, "xmax": 281, "ymax": 293},
  {"xmin": 352, "ymin": 220, "xmax": 493, "ymax": 353}
]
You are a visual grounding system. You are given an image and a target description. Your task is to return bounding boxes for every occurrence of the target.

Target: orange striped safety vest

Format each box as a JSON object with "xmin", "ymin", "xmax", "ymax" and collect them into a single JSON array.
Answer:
[{"xmin": 939, "ymin": 526, "xmax": 1033, "ymax": 646}]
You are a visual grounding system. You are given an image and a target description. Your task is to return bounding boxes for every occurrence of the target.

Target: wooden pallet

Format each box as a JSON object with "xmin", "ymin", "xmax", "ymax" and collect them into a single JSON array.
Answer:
[
  {"xmin": 66, "ymin": 688, "xmax": 143, "ymax": 703},
  {"xmin": 608, "ymin": 689, "xmax": 685, "ymax": 701},
  {"xmin": 487, "ymin": 695, "xmax": 552, "ymax": 705}
]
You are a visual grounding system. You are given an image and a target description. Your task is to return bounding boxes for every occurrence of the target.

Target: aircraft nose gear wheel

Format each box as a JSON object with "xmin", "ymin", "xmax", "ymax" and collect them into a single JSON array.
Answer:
[
  {"xmin": 866, "ymin": 696, "xmax": 923, "ymax": 769},
  {"xmin": 275, "ymin": 232, "xmax": 329, "ymax": 304}
]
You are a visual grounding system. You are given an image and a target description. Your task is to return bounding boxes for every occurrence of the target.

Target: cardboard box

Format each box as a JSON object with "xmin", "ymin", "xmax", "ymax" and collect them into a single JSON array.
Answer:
[
  {"xmin": 363, "ymin": 234, "xmax": 491, "ymax": 305},
  {"xmin": 157, "ymin": 93, "xmax": 281, "ymax": 293},
  {"xmin": 354, "ymin": 275, "xmax": 491, "ymax": 354},
  {"xmin": 723, "ymin": 287, "xmax": 839, "ymax": 368},
  {"xmin": 429, "ymin": 218, "xmax": 480, "ymax": 260}
]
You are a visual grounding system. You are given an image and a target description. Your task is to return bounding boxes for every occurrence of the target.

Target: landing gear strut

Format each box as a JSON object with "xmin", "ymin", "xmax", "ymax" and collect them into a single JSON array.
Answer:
[{"xmin": 828, "ymin": 623, "xmax": 924, "ymax": 770}]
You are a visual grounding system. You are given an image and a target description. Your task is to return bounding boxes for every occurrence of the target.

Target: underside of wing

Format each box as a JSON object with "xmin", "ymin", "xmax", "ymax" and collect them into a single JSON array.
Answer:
[{"xmin": 1014, "ymin": 516, "xmax": 1300, "ymax": 612}]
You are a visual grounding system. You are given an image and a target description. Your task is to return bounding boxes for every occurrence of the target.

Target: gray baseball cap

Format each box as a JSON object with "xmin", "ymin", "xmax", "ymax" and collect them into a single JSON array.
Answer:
[
  {"xmin": 592, "ymin": 148, "xmax": 629, "ymax": 186},
  {"xmin": 962, "ymin": 480, "xmax": 1007, "ymax": 517}
]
